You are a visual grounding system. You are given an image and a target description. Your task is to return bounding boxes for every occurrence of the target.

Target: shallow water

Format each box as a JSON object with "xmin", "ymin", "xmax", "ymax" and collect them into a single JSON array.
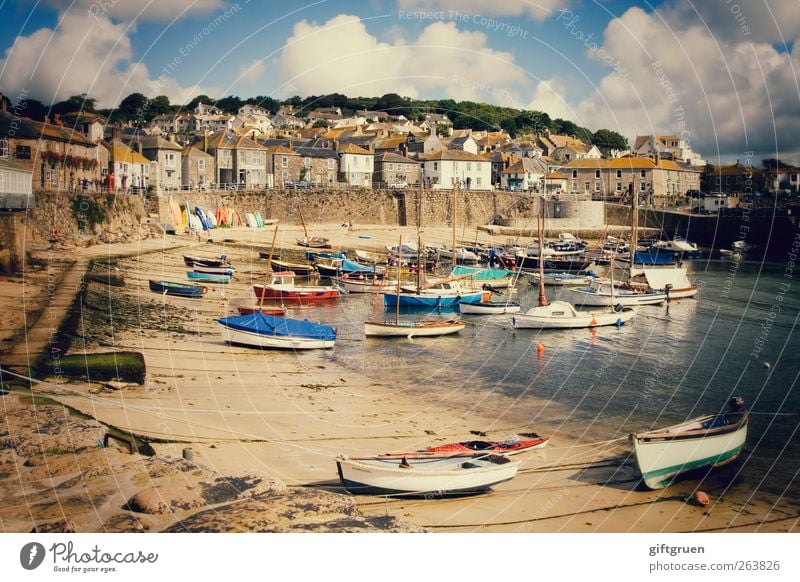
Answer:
[{"xmin": 303, "ymin": 257, "xmax": 799, "ymax": 504}]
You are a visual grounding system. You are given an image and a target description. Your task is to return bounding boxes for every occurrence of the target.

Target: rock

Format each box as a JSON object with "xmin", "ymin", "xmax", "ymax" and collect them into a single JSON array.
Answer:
[
  {"xmin": 101, "ymin": 380, "xmax": 132, "ymax": 391},
  {"xmin": 199, "ymin": 474, "xmax": 284, "ymax": 505},
  {"xmin": 126, "ymin": 485, "xmax": 206, "ymax": 514},
  {"xmin": 30, "ymin": 519, "xmax": 78, "ymax": 533}
]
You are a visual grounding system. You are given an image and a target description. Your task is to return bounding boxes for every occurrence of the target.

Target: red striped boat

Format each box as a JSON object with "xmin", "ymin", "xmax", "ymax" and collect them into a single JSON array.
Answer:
[
  {"xmin": 377, "ymin": 434, "xmax": 549, "ymax": 459},
  {"xmin": 253, "ymin": 271, "xmax": 339, "ymax": 303}
]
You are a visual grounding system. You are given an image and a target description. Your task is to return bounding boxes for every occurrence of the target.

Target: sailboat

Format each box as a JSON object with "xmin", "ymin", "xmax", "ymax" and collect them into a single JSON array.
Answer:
[
  {"xmin": 510, "ymin": 197, "xmax": 635, "ymax": 329},
  {"xmin": 366, "ymin": 236, "xmax": 466, "ymax": 337},
  {"xmin": 295, "ymin": 208, "xmax": 330, "ymax": 248}
]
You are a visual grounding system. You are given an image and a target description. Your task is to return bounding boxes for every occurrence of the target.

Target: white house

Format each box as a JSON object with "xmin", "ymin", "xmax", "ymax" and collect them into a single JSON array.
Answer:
[
  {"xmin": 448, "ymin": 134, "xmax": 479, "ymax": 155},
  {"xmin": 338, "ymin": 143, "xmax": 373, "ymax": 187},
  {"xmin": 139, "ymin": 136, "xmax": 183, "ymax": 194},
  {"xmin": 634, "ymin": 135, "xmax": 705, "ymax": 167},
  {"xmin": 500, "ymin": 157, "xmax": 545, "ymax": 191},
  {"xmin": 233, "ymin": 105, "xmax": 274, "ymax": 135},
  {"xmin": 422, "ymin": 150, "xmax": 492, "ymax": 190}
]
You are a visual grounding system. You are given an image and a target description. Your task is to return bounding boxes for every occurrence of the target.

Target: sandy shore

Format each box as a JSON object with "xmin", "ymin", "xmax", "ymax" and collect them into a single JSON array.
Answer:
[{"xmin": 1, "ymin": 226, "xmax": 796, "ymax": 533}]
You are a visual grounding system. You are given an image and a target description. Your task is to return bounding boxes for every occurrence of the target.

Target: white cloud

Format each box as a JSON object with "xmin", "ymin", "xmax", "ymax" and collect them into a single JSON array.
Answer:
[
  {"xmin": 46, "ymin": 0, "xmax": 226, "ymax": 22},
  {"xmin": 564, "ymin": 6, "xmax": 800, "ymax": 160},
  {"xmin": 276, "ymin": 14, "xmax": 528, "ymax": 104},
  {"xmin": 527, "ymin": 78, "xmax": 574, "ymax": 120},
  {"xmin": 396, "ymin": 0, "xmax": 568, "ymax": 22},
  {"xmin": 0, "ymin": 11, "xmax": 220, "ymax": 108},
  {"xmin": 237, "ymin": 59, "xmax": 267, "ymax": 84}
]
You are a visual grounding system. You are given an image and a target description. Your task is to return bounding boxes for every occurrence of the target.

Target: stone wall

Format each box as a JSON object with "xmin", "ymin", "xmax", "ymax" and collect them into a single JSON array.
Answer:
[{"xmin": 0, "ymin": 213, "xmax": 24, "ymax": 272}]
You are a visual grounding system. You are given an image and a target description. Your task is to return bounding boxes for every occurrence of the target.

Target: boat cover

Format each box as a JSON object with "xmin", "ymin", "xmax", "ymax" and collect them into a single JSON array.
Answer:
[
  {"xmin": 218, "ymin": 313, "xmax": 336, "ymax": 341},
  {"xmin": 643, "ymin": 267, "xmax": 693, "ymax": 290},
  {"xmin": 451, "ymin": 266, "xmax": 515, "ymax": 279},
  {"xmin": 341, "ymin": 258, "xmax": 377, "ymax": 272},
  {"xmin": 634, "ymin": 250, "xmax": 674, "ymax": 265}
]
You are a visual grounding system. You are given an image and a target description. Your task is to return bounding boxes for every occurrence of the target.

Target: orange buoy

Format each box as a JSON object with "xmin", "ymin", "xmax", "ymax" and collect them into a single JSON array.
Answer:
[
  {"xmin": 536, "ymin": 343, "xmax": 545, "ymax": 354},
  {"xmin": 693, "ymin": 491, "xmax": 710, "ymax": 506},
  {"xmin": 590, "ymin": 317, "xmax": 598, "ymax": 326}
]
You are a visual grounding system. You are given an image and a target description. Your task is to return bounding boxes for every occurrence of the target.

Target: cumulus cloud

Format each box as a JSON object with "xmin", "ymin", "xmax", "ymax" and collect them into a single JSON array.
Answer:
[
  {"xmin": 276, "ymin": 14, "xmax": 527, "ymax": 103},
  {"xmin": 566, "ymin": 6, "xmax": 800, "ymax": 160},
  {"xmin": 527, "ymin": 78, "xmax": 574, "ymax": 120},
  {"xmin": 237, "ymin": 59, "xmax": 267, "ymax": 84},
  {"xmin": 46, "ymin": 0, "xmax": 226, "ymax": 22},
  {"xmin": 0, "ymin": 9, "xmax": 221, "ymax": 108},
  {"xmin": 396, "ymin": 0, "xmax": 568, "ymax": 22}
]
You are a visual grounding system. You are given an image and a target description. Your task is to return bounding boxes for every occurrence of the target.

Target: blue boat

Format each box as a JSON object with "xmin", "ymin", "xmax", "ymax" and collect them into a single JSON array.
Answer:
[
  {"xmin": 634, "ymin": 249, "xmax": 675, "ymax": 265},
  {"xmin": 383, "ymin": 289, "xmax": 485, "ymax": 308},
  {"xmin": 149, "ymin": 280, "xmax": 207, "ymax": 298},
  {"xmin": 187, "ymin": 271, "xmax": 231, "ymax": 283},
  {"xmin": 218, "ymin": 312, "xmax": 336, "ymax": 349},
  {"xmin": 304, "ymin": 250, "xmax": 347, "ymax": 261}
]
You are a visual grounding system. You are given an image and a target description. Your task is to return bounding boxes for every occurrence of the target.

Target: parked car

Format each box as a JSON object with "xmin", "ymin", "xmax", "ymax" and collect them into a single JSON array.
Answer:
[
  {"xmin": 388, "ymin": 181, "xmax": 408, "ymax": 189},
  {"xmin": 285, "ymin": 181, "xmax": 314, "ymax": 189}
]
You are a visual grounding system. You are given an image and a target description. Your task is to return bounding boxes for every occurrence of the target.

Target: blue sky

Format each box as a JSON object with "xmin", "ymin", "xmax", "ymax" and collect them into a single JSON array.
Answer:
[{"xmin": 1, "ymin": 1, "xmax": 798, "ymax": 161}]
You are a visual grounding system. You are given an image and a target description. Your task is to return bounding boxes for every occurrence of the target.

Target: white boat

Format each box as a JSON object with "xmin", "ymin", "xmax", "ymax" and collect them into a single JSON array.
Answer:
[
  {"xmin": 510, "ymin": 301, "xmax": 634, "ymax": 329},
  {"xmin": 569, "ymin": 282, "xmax": 667, "ymax": 306},
  {"xmin": 459, "ymin": 301, "xmax": 521, "ymax": 315},
  {"xmin": 335, "ymin": 453, "xmax": 519, "ymax": 496},
  {"xmin": 627, "ymin": 266, "xmax": 700, "ymax": 299},
  {"xmin": 218, "ymin": 313, "xmax": 336, "ymax": 350},
  {"xmin": 652, "ymin": 238, "xmax": 698, "ymax": 253},
  {"xmin": 529, "ymin": 272, "xmax": 594, "ymax": 286},
  {"xmin": 364, "ymin": 318, "xmax": 465, "ymax": 338},
  {"xmin": 386, "ymin": 242, "xmax": 419, "ymax": 259},
  {"xmin": 434, "ymin": 245, "xmax": 481, "ymax": 264},
  {"xmin": 192, "ymin": 263, "xmax": 235, "ymax": 275},
  {"xmin": 354, "ymin": 249, "xmax": 386, "ymax": 263},
  {"xmin": 631, "ymin": 397, "xmax": 748, "ymax": 489}
]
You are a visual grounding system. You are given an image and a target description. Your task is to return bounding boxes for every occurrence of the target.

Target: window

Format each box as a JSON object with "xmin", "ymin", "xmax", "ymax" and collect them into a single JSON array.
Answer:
[
  {"xmin": 165, "ymin": 153, "xmax": 175, "ymax": 168},
  {"xmin": 304, "ymin": 157, "xmax": 311, "ymax": 168},
  {"xmin": 572, "ymin": 170, "xmax": 578, "ymax": 178},
  {"xmin": 571, "ymin": 180, "xmax": 577, "ymax": 192},
  {"xmin": 595, "ymin": 170, "xmax": 600, "ymax": 179},
  {"xmin": 595, "ymin": 181, "xmax": 601, "ymax": 192},
  {"xmin": 466, "ymin": 162, "xmax": 471, "ymax": 171},
  {"xmin": 433, "ymin": 162, "xmax": 438, "ymax": 171},
  {"xmin": 616, "ymin": 182, "xmax": 622, "ymax": 191},
  {"xmin": 616, "ymin": 169, "xmax": 622, "ymax": 178},
  {"xmin": 584, "ymin": 182, "xmax": 590, "ymax": 192},
  {"xmin": 15, "ymin": 145, "xmax": 31, "ymax": 160},
  {"xmin": 640, "ymin": 170, "xmax": 646, "ymax": 178},
  {"xmin": 726, "ymin": 177, "xmax": 731, "ymax": 185},
  {"xmin": 282, "ymin": 170, "xmax": 288, "ymax": 180},
  {"xmin": 281, "ymin": 156, "xmax": 288, "ymax": 168},
  {"xmin": 476, "ymin": 177, "xmax": 481, "ymax": 186},
  {"xmin": 716, "ymin": 177, "xmax": 722, "ymax": 185},
  {"xmin": 388, "ymin": 163, "xmax": 393, "ymax": 171},
  {"xmin": 0, "ymin": 139, "xmax": 8, "ymax": 157},
  {"xmin": 241, "ymin": 151, "xmax": 248, "ymax": 165},
  {"xmin": 640, "ymin": 181, "xmax": 646, "ymax": 191},
  {"xmin": 197, "ymin": 159, "xmax": 205, "ymax": 171}
]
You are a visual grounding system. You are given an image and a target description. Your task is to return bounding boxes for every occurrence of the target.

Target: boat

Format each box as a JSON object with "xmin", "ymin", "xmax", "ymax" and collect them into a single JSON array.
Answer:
[
  {"xmin": 500, "ymin": 253, "xmax": 594, "ymax": 273},
  {"xmin": 314, "ymin": 258, "xmax": 383, "ymax": 278},
  {"xmin": 149, "ymin": 280, "xmax": 207, "ymax": 298},
  {"xmin": 182, "ymin": 255, "xmax": 230, "ymax": 268},
  {"xmin": 364, "ymin": 318, "xmax": 465, "ymax": 338},
  {"xmin": 267, "ymin": 258, "xmax": 315, "ymax": 277},
  {"xmin": 651, "ymin": 237, "xmax": 701, "ymax": 257},
  {"xmin": 449, "ymin": 265, "xmax": 517, "ymax": 290},
  {"xmin": 354, "ymin": 248, "xmax": 387, "ymax": 263},
  {"xmin": 304, "ymin": 250, "xmax": 347, "ymax": 261},
  {"xmin": 218, "ymin": 312, "xmax": 336, "ymax": 350},
  {"xmin": 296, "ymin": 236, "xmax": 331, "ymax": 249},
  {"xmin": 386, "ymin": 242, "xmax": 419, "ymax": 260},
  {"xmin": 569, "ymin": 283, "xmax": 666, "ymax": 306},
  {"xmin": 377, "ymin": 434, "xmax": 549, "ymax": 459},
  {"xmin": 335, "ymin": 453, "xmax": 519, "ymax": 497},
  {"xmin": 336, "ymin": 275, "xmax": 396, "ymax": 294},
  {"xmin": 458, "ymin": 300, "xmax": 521, "ymax": 315},
  {"xmin": 629, "ymin": 266, "xmax": 700, "ymax": 300},
  {"xmin": 529, "ymin": 272, "xmax": 596, "ymax": 286},
  {"xmin": 186, "ymin": 272, "xmax": 231, "ymax": 283},
  {"xmin": 253, "ymin": 271, "xmax": 339, "ymax": 302},
  {"xmin": 192, "ymin": 263, "xmax": 235, "ymax": 276},
  {"xmin": 236, "ymin": 306, "xmax": 287, "ymax": 316},
  {"xmin": 631, "ymin": 397, "xmax": 748, "ymax": 489},
  {"xmin": 383, "ymin": 287, "xmax": 486, "ymax": 308},
  {"xmin": 433, "ymin": 245, "xmax": 481, "ymax": 265}
]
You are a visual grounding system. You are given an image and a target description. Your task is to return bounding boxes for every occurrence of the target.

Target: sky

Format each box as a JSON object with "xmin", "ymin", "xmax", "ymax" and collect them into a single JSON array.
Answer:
[{"xmin": 0, "ymin": 0, "xmax": 799, "ymax": 164}]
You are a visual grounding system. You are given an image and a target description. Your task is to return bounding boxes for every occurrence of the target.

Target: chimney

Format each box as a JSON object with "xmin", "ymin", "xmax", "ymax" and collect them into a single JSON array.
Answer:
[
  {"xmin": 203, "ymin": 130, "xmax": 208, "ymax": 153},
  {"xmin": 112, "ymin": 125, "xmax": 122, "ymax": 142},
  {"xmin": 135, "ymin": 140, "xmax": 143, "ymax": 155},
  {"xmin": 168, "ymin": 132, "xmax": 176, "ymax": 143},
  {"xmin": 399, "ymin": 143, "xmax": 408, "ymax": 157}
]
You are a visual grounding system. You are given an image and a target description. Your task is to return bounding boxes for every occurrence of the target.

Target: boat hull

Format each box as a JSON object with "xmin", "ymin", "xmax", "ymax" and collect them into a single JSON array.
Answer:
[
  {"xmin": 336, "ymin": 455, "xmax": 519, "ymax": 497},
  {"xmin": 219, "ymin": 322, "xmax": 334, "ymax": 349},
  {"xmin": 383, "ymin": 290, "xmax": 485, "ymax": 308},
  {"xmin": 148, "ymin": 280, "xmax": 206, "ymax": 298},
  {"xmin": 569, "ymin": 287, "xmax": 666, "ymax": 306},
  {"xmin": 632, "ymin": 416, "xmax": 748, "ymax": 489},
  {"xmin": 458, "ymin": 301, "xmax": 521, "ymax": 315},
  {"xmin": 364, "ymin": 319, "xmax": 465, "ymax": 337},
  {"xmin": 186, "ymin": 272, "xmax": 231, "ymax": 283},
  {"xmin": 511, "ymin": 304, "xmax": 635, "ymax": 329},
  {"xmin": 254, "ymin": 285, "xmax": 338, "ymax": 302}
]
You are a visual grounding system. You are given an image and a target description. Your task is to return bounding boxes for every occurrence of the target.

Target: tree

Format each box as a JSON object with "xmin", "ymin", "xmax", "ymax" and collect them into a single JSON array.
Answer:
[
  {"xmin": 374, "ymin": 93, "xmax": 409, "ymax": 116},
  {"xmin": 500, "ymin": 117, "xmax": 518, "ymax": 137},
  {"xmin": 550, "ymin": 118, "xmax": 579, "ymax": 137},
  {"xmin": 592, "ymin": 129, "xmax": 627, "ymax": 151},
  {"xmin": 148, "ymin": 95, "xmax": 172, "ymax": 116},
  {"xmin": 185, "ymin": 94, "xmax": 214, "ymax": 111},
  {"xmin": 312, "ymin": 119, "xmax": 330, "ymax": 128},
  {"xmin": 51, "ymin": 94, "xmax": 97, "ymax": 115},
  {"xmin": 762, "ymin": 158, "xmax": 787, "ymax": 170},
  {"xmin": 15, "ymin": 97, "xmax": 47, "ymax": 121},
  {"xmin": 119, "ymin": 92, "xmax": 148, "ymax": 118},
  {"xmin": 514, "ymin": 111, "xmax": 550, "ymax": 135},
  {"xmin": 215, "ymin": 95, "xmax": 243, "ymax": 113}
]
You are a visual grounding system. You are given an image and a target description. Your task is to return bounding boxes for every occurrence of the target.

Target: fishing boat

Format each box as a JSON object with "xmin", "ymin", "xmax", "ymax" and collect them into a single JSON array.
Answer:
[
  {"xmin": 149, "ymin": 280, "xmax": 207, "ymax": 298},
  {"xmin": 186, "ymin": 272, "xmax": 231, "ymax": 283},
  {"xmin": 364, "ymin": 318, "xmax": 465, "ymax": 338},
  {"xmin": 335, "ymin": 453, "xmax": 519, "ymax": 496},
  {"xmin": 218, "ymin": 312, "xmax": 336, "ymax": 350},
  {"xmin": 267, "ymin": 258, "xmax": 315, "ymax": 277},
  {"xmin": 631, "ymin": 397, "xmax": 748, "ymax": 489},
  {"xmin": 182, "ymin": 255, "xmax": 229, "ymax": 268},
  {"xmin": 378, "ymin": 434, "xmax": 549, "ymax": 459},
  {"xmin": 253, "ymin": 271, "xmax": 339, "ymax": 302},
  {"xmin": 192, "ymin": 263, "xmax": 235, "ymax": 276}
]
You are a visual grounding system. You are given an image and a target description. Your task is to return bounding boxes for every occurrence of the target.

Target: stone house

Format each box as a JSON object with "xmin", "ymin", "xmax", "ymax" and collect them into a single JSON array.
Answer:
[
  {"xmin": 373, "ymin": 152, "xmax": 420, "ymax": 186},
  {"xmin": 500, "ymin": 157, "xmax": 546, "ymax": 191},
  {"xmin": 634, "ymin": 135, "xmax": 705, "ymax": 167},
  {"xmin": 264, "ymin": 145, "xmax": 302, "ymax": 187},
  {"xmin": 137, "ymin": 136, "xmax": 183, "ymax": 193},
  {"xmin": 702, "ymin": 163, "xmax": 766, "ymax": 195},
  {"xmin": 189, "ymin": 131, "xmax": 266, "ymax": 188},
  {"xmin": 551, "ymin": 143, "xmax": 602, "ymax": 163},
  {"xmin": 181, "ymin": 146, "xmax": 214, "ymax": 190},
  {"xmin": 294, "ymin": 147, "xmax": 339, "ymax": 184}
]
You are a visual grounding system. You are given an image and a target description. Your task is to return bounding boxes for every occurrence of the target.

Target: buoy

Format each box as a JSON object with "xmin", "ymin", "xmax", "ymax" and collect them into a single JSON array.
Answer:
[
  {"xmin": 692, "ymin": 491, "xmax": 710, "ymax": 506},
  {"xmin": 590, "ymin": 317, "xmax": 598, "ymax": 326},
  {"xmin": 616, "ymin": 318, "xmax": 622, "ymax": 328},
  {"xmin": 764, "ymin": 362, "xmax": 771, "ymax": 369},
  {"xmin": 536, "ymin": 343, "xmax": 545, "ymax": 354}
]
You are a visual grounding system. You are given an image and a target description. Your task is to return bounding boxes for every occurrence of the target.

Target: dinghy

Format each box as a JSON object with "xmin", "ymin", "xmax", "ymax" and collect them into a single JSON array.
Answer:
[
  {"xmin": 149, "ymin": 280, "xmax": 207, "ymax": 298},
  {"xmin": 378, "ymin": 434, "xmax": 549, "ymax": 459},
  {"xmin": 218, "ymin": 312, "xmax": 336, "ymax": 350}
]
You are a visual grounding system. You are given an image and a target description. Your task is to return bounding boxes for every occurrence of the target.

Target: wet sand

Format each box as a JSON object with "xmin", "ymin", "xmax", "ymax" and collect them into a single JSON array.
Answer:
[{"xmin": 3, "ymin": 225, "xmax": 797, "ymax": 533}]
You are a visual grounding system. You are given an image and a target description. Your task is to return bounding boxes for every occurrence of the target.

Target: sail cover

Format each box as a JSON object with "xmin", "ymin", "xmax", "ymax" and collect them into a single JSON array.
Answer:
[
  {"xmin": 218, "ymin": 313, "xmax": 336, "ymax": 340},
  {"xmin": 643, "ymin": 267, "xmax": 693, "ymax": 290}
]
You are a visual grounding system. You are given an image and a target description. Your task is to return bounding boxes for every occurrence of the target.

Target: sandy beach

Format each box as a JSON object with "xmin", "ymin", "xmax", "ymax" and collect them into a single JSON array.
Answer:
[{"xmin": 1, "ymin": 224, "xmax": 797, "ymax": 533}]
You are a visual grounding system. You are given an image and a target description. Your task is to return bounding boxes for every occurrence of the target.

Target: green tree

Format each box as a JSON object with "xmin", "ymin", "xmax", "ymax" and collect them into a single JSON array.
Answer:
[
  {"xmin": 185, "ymin": 94, "xmax": 214, "ymax": 111},
  {"xmin": 592, "ymin": 129, "xmax": 628, "ymax": 151},
  {"xmin": 312, "ymin": 119, "xmax": 330, "ymax": 128},
  {"xmin": 16, "ymin": 97, "xmax": 47, "ymax": 121},
  {"xmin": 500, "ymin": 117, "xmax": 518, "ymax": 137},
  {"xmin": 215, "ymin": 95, "xmax": 243, "ymax": 113},
  {"xmin": 147, "ymin": 95, "xmax": 172, "ymax": 115},
  {"xmin": 119, "ymin": 92, "xmax": 148, "ymax": 118},
  {"xmin": 51, "ymin": 94, "xmax": 97, "ymax": 115}
]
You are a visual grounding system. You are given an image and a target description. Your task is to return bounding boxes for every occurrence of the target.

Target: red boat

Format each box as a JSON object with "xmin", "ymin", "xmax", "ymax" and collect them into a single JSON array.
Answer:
[
  {"xmin": 378, "ymin": 435, "xmax": 549, "ymax": 459},
  {"xmin": 253, "ymin": 271, "xmax": 339, "ymax": 303},
  {"xmin": 236, "ymin": 306, "xmax": 287, "ymax": 316}
]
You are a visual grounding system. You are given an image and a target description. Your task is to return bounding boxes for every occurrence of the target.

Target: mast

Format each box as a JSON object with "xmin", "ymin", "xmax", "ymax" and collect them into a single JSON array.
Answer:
[
  {"xmin": 259, "ymin": 224, "xmax": 279, "ymax": 309},
  {"xmin": 537, "ymin": 196, "xmax": 549, "ymax": 307},
  {"xmin": 298, "ymin": 207, "xmax": 309, "ymax": 240},
  {"xmin": 629, "ymin": 182, "xmax": 638, "ymax": 269},
  {"xmin": 395, "ymin": 234, "xmax": 402, "ymax": 324},
  {"xmin": 451, "ymin": 186, "xmax": 457, "ymax": 267}
]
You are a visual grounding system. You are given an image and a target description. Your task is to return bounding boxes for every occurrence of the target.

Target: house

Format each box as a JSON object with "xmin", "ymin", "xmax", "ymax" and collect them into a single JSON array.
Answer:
[
  {"xmin": 0, "ymin": 108, "xmax": 102, "ymax": 191},
  {"xmin": 194, "ymin": 102, "xmax": 223, "ymax": 116},
  {"xmin": 338, "ymin": 143, "xmax": 373, "ymax": 187},
  {"xmin": 703, "ymin": 194, "xmax": 738, "ymax": 213},
  {"xmin": 500, "ymin": 157, "xmax": 546, "ymax": 192},
  {"xmin": 373, "ymin": 152, "xmax": 420, "ymax": 187},
  {"xmin": 271, "ymin": 107, "xmax": 306, "ymax": 129},
  {"xmin": 702, "ymin": 163, "xmax": 766, "ymax": 195},
  {"xmin": 189, "ymin": 131, "xmax": 266, "ymax": 188},
  {"xmin": 233, "ymin": 105, "xmax": 273, "ymax": 135},
  {"xmin": 634, "ymin": 135, "xmax": 705, "ymax": 167},
  {"xmin": 763, "ymin": 164, "xmax": 799, "ymax": 194},
  {"xmin": 308, "ymin": 107, "xmax": 343, "ymax": 123},
  {"xmin": 0, "ymin": 157, "xmax": 33, "ymax": 210},
  {"xmin": 152, "ymin": 113, "xmax": 193, "ymax": 135},
  {"xmin": 264, "ymin": 145, "xmax": 301, "ymax": 187},
  {"xmin": 406, "ymin": 128, "xmax": 444, "ymax": 156},
  {"xmin": 103, "ymin": 131, "xmax": 150, "ymax": 192},
  {"xmin": 563, "ymin": 156, "xmax": 701, "ymax": 200},
  {"xmin": 356, "ymin": 109, "xmax": 391, "ymax": 121},
  {"xmin": 137, "ymin": 135, "xmax": 183, "ymax": 194},
  {"xmin": 181, "ymin": 146, "xmax": 214, "ymax": 190},
  {"xmin": 536, "ymin": 133, "xmax": 587, "ymax": 157},
  {"xmin": 373, "ymin": 135, "xmax": 409, "ymax": 156},
  {"xmin": 447, "ymin": 134, "xmax": 478, "ymax": 155},
  {"xmin": 294, "ymin": 146, "xmax": 340, "ymax": 185},
  {"xmin": 550, "ymin": 143, "xmax": 602, "ymax": 162},
  {"xmin": 60, "ymin": 112, "xmax": 105, "ymax": 143},
  {"xmin": 420, "ymin": 150, "xmax": 491, "ymax": 190},
  {"xmin": 476, "ymin": 132, "xmax": 511, "ymax": 153},
  {"xmin": 498, "ymin": 141, "xmax": 543, "ymax": 158}
]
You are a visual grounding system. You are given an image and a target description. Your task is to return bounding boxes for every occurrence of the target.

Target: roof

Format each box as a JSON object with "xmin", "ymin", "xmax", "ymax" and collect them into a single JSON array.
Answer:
[
  {"xmin": 710, "ymin": 164, "xmax": 764, "ymax": 176},
  {"xmin": 294, "ymin": 146, "xmax": 339, "ymax": 159},
  {"xmin": 501, "ymin": 158, "xmax": 545, "ymax": 174},
  {"xmin": 546, "ymin": 172, "xmax": 566, "ymax": 180},
  {"xmin": 262, "ymin": 145, "xmax": 297, "ymax": 155},
  {"xmin": 199, "ymin": 131, "xmax": 263, "ymax": 150},
  {"xmin": 564, "ymin": 157, "xmax": 698, "ymax": 172},
  {"xmin": 338, "ymin": 143, "xmax": 372, "ymax": 155},
  {"xmin": 633, "ymin": 135, "xmax": 681, "ymax": 149},
  {"xmin": 546, "ymin": 134, "xmax": 586, "ymax": 148},
  {"xmin": 0, "ymin": 111, "xmax": 96, "ymax": 147},
  {"xmin": 109, "ymin": 141, "xmax": 150, "ymax": 165},
  {"xmin": 374, "ymin": 135, "xmax": 407, "ymax": 149},
  {"xmin": 423, "ymin": 149, "xmax": 487, "ymax": 162},
  {"xmin": 375, "ymin": 152, "xmax": 418, "ymax": 164},
  {"xmin": 137, "ymin": 136, "xmax": 183, "ymax": 151},
  {"xmin": 554, "ymin": 143, "xmax": 595, "ymax": 154},
  {"xmin": 181, "ymin": 145, "xmax": 213, "ymax": 158}
]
